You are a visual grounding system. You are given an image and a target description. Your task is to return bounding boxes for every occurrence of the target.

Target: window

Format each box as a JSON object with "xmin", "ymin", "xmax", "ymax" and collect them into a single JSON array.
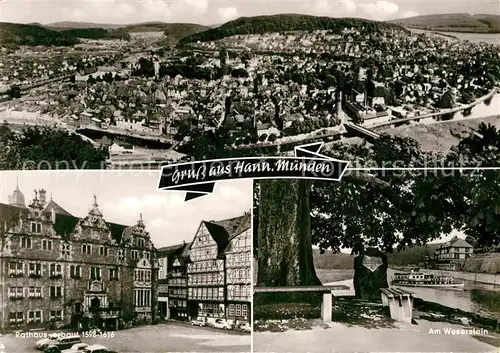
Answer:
[
  {"xmin": 242, "ymin": 304, "xmax": 247, "ymax": 317},
  {"xmin": 20, "ymin": 237, "xmax": 32, "ymax": 249},
  {"xmin": 99, "ymin": 246, "xmax": 108, "ymax": 256},
  {"xmin": 229, "ymin": 304, "xmax": 235, "ymax": 316},
  {"xmin": 131, "ymin": 250, "xmax": 139, "ymax": 260},
  {"xmin": 235, "ymin": 304, "xmax": 241, "ymax": 316},
  {"xmin": 28, "ymin": 287, "xmax": 42, "ymax": 298},
  {"xmin": 50, "ymin": 310, "xmax": 63, "ymax": 321},
  {"xmin": 70, "ymin": 265, "xmax": 81, "ymax": 278},
  {"xmin": 8, "ymin": 262, "xmax": 23, "ymax": 276},
  {"xmin": 41, "ymin": 239, "xmax": 53, "ymax": 251},
  {"xmin": 28, "ymin": 310, "xmax": 42, "ymax": 323},
  {"xmin": 81, "ymin": 244, "xmax": 92, "ymax": 254},
  {"xmin": 9, "ymin": 312, "xmax": 23, "ymax": 324},
  {"xmin": 109, "ymin": 268, "xmax": 119, "ymax": 280},
  {"xmin": 90, "ymin": 267, "xmax": 101, "ymax": 280},
  {"xmin": 30, "ymin": 222, "xmax": 42, "ymax": 233},
  {"xmin": 9, "ymin": 287, "xmax": 23, "ymax": 299},
  {"xmin": 49, "ymin": 286, "xmax": 62, "ymax": 298},
  {"xmin": 137, "ymin": 238, "xmax": 145, "ymax": 247},
  {"xmin": 28, "ymin": 263, "xmax": 42, "ymax": 277},
  {"xmin": 50, "ymin": 264, "xmax": 62, "ymax": 277}
]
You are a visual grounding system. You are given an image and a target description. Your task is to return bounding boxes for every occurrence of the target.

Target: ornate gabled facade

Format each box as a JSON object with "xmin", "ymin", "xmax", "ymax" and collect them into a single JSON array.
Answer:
[{"xmin": 0, "ymin": 186, "xmax": 157, "ymax": 332}]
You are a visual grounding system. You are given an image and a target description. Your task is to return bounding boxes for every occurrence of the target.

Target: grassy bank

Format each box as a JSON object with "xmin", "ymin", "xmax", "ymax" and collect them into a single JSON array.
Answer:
[{"xmin": 254, "ymin": 297, "xmax": 394, "ymax": 332}]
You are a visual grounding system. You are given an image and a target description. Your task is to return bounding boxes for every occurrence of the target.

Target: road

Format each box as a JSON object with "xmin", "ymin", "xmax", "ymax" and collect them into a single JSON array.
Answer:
[{"xmin": 0, "ymin": 322, "xmax": 250, "ymax": 353}]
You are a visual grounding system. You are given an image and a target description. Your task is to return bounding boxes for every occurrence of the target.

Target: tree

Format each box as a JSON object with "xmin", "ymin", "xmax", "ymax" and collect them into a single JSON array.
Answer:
[
  {"xmin": 219, "ymin": 47, "xmax": 227, "ymax": 66},
  {"xmin": 3, "ymin": 126, "xmax": 109, "ymax": 170},
  {"xmin": 256, "ymin": 180, "xmax": 321, "ymax": 302},
  {"xmin": 7, "ymin": 85, "xmax": 21, "ymax": 99},
  {"xmin": 268, "ymin": 134, "xmax": 278, "ymax": 142}
]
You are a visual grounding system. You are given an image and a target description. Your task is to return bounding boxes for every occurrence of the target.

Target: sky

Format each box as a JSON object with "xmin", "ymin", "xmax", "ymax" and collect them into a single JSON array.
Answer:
[
  {"xmin": 0, "ymin": 171, "xmax": 252, "ymax": 248},
  {"xmin": 0, "ymin": 0, "xmax": 498, "ymax": 26}
]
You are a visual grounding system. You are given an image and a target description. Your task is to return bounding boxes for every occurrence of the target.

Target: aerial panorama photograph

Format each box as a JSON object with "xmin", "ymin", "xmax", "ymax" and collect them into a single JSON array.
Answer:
[{"xmin": 0, "ymin": 1, "xmax": 498, "ymax": 170}]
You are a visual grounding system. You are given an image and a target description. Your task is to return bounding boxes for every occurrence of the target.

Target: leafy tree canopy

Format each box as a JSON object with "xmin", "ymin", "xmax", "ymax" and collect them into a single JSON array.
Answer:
[{"xmin": 0, "ymin": 126, "xmax": 109, "ymax": 170}]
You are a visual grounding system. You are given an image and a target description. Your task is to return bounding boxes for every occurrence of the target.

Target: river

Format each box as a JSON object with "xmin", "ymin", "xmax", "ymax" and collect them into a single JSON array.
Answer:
[
  {"xmin": 387, "ymin": 269, "xmax": 500, "ymax": 321},
  {"xmin": 326, "ymin": 269, "xmax": 500, "ymax": 321}
]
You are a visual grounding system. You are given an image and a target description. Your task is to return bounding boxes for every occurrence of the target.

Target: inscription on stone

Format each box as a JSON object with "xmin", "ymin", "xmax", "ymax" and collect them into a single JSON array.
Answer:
[{"xmin": 362, "ymin": 255, "xmax": 383, "ymax": 272}]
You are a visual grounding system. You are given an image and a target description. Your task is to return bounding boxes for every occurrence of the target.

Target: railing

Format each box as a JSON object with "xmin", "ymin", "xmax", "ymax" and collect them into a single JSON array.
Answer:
[{"xmin": 253, "ymin": 285, "xmax": 350, "ymax": 322}]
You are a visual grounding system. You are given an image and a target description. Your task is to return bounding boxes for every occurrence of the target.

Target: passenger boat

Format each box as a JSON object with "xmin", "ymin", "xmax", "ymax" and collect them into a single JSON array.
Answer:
[{"xmin": 391, "ymin": 269, "xmax": 465, "ymax": 288}]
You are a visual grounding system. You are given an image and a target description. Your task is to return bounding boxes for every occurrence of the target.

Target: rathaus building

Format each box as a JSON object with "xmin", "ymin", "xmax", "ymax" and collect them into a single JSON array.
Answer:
[{"xmin": 0, "ymin": 183, "xmax": 157, "ymax": 332}]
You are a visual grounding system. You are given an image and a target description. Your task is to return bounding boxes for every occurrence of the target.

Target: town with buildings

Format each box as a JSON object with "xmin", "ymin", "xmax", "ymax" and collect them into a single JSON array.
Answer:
[
  {"xmin": 0, "ymin": 182, "xmax": 251, "ymax": 353},
  {"xmin": 1, "ymin": 17, "xmax": 499, "ymax": 167}
]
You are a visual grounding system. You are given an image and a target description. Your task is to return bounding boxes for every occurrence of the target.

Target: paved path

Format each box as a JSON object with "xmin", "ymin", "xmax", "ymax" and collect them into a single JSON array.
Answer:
[
  {"xmin": 253, "ymin": 320, "xmax": 497, "ymax": 353},
  {"xmin": 0, "ymin": 323, "xmax": 250, "ymax": 353}
]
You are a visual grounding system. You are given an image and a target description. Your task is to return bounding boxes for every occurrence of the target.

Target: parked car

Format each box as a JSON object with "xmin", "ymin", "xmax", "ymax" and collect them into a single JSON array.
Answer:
[
  {"xmin": 238, "ymin": 322, "xmax": 251, "ymax": 332},
  {"xmin": 36, "ymin": 333, "xmax": 60, "ymax": 350},
  {"xmin": 212, "ymin": 319, "xmax": 232, "ymax": 330},
  {"xmin": 82, "ymin": 344, "xmax": 117, "ymax": 353},
  {"xmin": 190, "ymin": 318, "xmax": 206, "ymax": 327},
  {"xmin": 43, "ymin": 335, "xmax": 81, "ymax": 352},
  {"xmin": 62, "ymin": 343, "xmax": 89, "ymax": 353}
]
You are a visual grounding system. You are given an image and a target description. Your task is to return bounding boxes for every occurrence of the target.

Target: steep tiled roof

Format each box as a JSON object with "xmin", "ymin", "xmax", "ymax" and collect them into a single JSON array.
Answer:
[
  {"xmin": 1, "ymin": 202, "xmax": 130, "ymax": 244},
  {"xmin": 43, "ymin": 200, "xmax": 72, "ymax": 217},
  {"xmin": 203, "ymin": 221, "xmax": 231, "ymax": 257},
  {"xmin": 439, "ymin": 236, "xmax": 474, "ymax": 249},
  {"xmin": 157, "ymin": 243, "xmax": 186, "ymax": 257},
  {"xmin": 213, "ymin": 213, "xmax": 250, "ymax": 238}
]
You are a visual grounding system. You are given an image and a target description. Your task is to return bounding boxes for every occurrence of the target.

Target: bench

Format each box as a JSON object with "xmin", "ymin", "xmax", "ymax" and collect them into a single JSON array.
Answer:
[
  {"xmin": 254, "ymin": 285, "xmax": 350, "ymax": 323},
  {"xmin": 380, "ymin": 287, "xmax": 414, "ymax": 324}
]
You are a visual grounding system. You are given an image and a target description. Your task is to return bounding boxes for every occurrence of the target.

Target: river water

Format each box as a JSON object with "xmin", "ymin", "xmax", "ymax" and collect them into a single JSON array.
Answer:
[
  {"xmin": 326, "ymin": 269, "xmax": 500, "ymax": 321},
  {"xmin": 387, "ymin": 269, "xmax": 500, "ymax": 321}
]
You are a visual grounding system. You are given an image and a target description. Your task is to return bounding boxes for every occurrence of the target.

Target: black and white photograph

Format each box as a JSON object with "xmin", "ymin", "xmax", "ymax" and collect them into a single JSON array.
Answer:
[
  {"xmin": 0, "ymin": 1, "xmax": 498, "ymax": 170},
  {"xmin": 253, "ymin": 167, "xmax": 500, "ymax": 353},
  {"xmin": 0, "ymin": 171, "xmax": 252, "ymax": 353}
]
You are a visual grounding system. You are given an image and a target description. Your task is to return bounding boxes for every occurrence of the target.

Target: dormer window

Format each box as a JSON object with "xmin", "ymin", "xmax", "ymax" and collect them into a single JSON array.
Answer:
[{"xmin": 30, "ymin": 222, "xmax": 41, "ymax": 233}]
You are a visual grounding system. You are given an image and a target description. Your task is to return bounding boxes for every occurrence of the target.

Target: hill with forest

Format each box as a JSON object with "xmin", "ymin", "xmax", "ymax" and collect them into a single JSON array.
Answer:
[
  {"xmin": 312, "ymin": 244, "xmax": 442, "ymax": 269},
  {"xmin": 1, "ymin": 21, "xmax": 209, "ymax": 47},
  {"xmin": 48, "ymin": 21, "xmax": 209, "ymax": 45},
  {"xmin": 389, "ymin": 13, "xmax": 500, "ymax": 33},
  {"xmin": 59, "ymin": 28, "xmax": 131, "ymax": 40},
  {"xmin": 178, "ymin": 14, "xmax": 406, "ymax": 45},
  {"xmin": 46, "ymin": 21, "xmax": 120, "ymax": 29},
  {"xmin": 0, "ymin": 22, "xmax": 80, "ymax": 48}
]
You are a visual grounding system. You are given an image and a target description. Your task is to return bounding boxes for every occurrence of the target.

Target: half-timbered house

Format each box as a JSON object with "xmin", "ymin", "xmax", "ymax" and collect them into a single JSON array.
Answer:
[
  {"xmin": 187, "ymin": 221, "xmax": 228, "ymax": 324},
  {"xmin": 157, "ymin": 242, "xmax": 190, "ymax": 321},
  {"xmin": 224, "ymin": 216, "xmax": 251, "ymax": 325},
  {"xmin": 187, "ymin": 213, "xmax": 251, "ymax": 324}
]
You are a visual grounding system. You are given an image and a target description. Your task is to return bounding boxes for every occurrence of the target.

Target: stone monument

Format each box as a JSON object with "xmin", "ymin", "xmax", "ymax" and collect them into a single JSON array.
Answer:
[{"xmin": 353, "ymin": 247, "xmax": 388, "ymax": 300}]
